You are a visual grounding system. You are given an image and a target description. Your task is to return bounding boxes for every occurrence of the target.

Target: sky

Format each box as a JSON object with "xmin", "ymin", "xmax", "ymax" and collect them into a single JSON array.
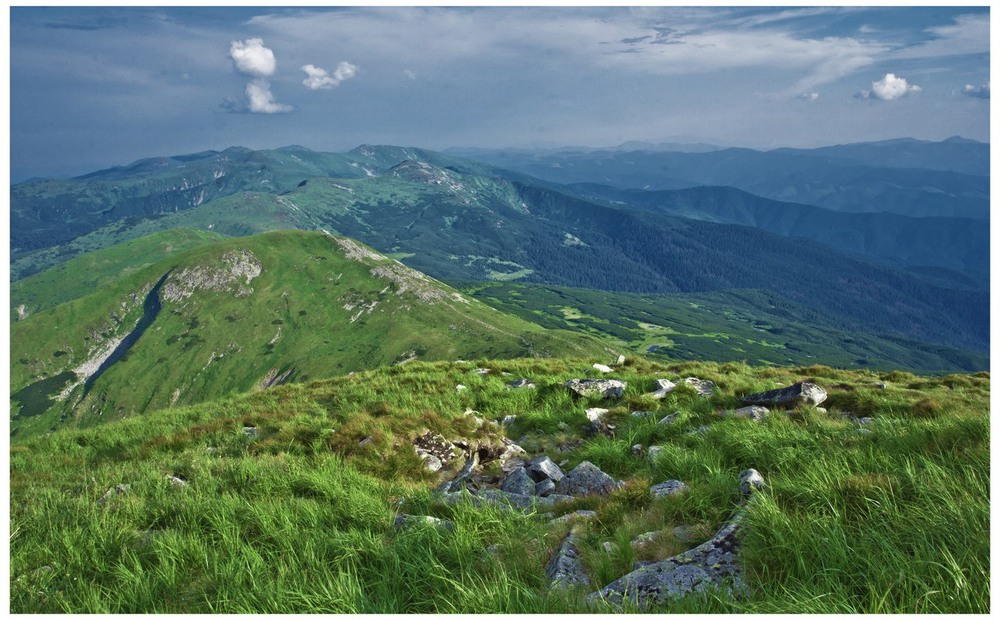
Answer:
[{"xmin": 8, "ymin": 4, "xmax": 992, "ymax": 181}]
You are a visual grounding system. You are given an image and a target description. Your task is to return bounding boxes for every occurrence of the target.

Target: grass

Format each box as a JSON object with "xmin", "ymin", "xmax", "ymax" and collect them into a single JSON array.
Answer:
[{"xmin": 9, "ymin": 356, "xmax": 989, "ymax": 613}]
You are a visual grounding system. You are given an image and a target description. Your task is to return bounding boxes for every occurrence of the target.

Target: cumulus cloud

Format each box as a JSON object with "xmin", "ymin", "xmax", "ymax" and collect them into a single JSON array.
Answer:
[
  {"xmin": 857, "ymin": 73, "xmax": 921, "ymax": 100},
  {"xmin": 229, "ymin": 37, "xmax": 277, "ymax": 77},
  {"xmin": 300, "ymin": 61, "xmax": 358, "ymax": 90},
  {"xmin": 797, "ymin": 92, "xmax": 819, "ymax": 102},
  {"xmin": 962, "ymin": 82, "xmax": 989, "ymax": 99},
  {"xmin": 245, "ymin": 79, "xmax": 293, "ymax": 113},
  {"xmin": 228, "ymin": 37, "xmax": 291, "ymax": 114}
]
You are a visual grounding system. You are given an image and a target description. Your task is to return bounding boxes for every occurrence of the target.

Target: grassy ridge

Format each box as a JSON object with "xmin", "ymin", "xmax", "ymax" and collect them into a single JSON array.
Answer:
[
  {"xmin": 11, "ymin": 230, "xmax": 613, "ymax": 438},
  {"xmin": 10, "ymin": 357, "xmax": 989, "ymax": 613}
]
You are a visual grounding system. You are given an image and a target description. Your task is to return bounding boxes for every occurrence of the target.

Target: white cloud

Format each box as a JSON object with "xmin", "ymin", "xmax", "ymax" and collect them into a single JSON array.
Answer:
[
  {"xmin": 229, "ymin": 37, "xmax": 277, "ymax": 77},
  {"xmin": 245, "ymin": 79, "xmax": 292, "ymax": 113},
  {"xmin": 858, "ymin": 73, "xmax": 921, "ymax": 100},
  {"xmin": 403, "ymin": 69, "xmax": 417, "ymax": 80},
  {"xmin": 962, "ymin": 82, "xmax": 989, "ymax": 99},
  {"xmin": 797, "ymin": 92, "xmax": 819, "ymax": 102},
  {"xmin": 301, "ymin": 61, "xmax": 358, "ymax": 90}
]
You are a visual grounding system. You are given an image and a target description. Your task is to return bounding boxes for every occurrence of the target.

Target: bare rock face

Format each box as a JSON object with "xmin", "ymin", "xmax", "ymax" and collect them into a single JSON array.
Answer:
[
  {"xmin": 566, "ymin": 379, "xmax": 627, "ymax": 400},
  {"xmin": 557, "ymin": 461, "xmax": 621, "ymax": 496},
  {"xmin": 741, "ymin": 381, "xmax": 827, "ymax": 408}
]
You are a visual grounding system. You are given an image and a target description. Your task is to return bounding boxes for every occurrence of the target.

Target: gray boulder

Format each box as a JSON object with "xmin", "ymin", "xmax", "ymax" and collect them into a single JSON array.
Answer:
[
  {"xmin": 546, "ymin": 533, "xmax": 590, "ymax": 589},
  {"xmin": 501, "ymin": 467, "xmax": 536, "ymax": 496},
  {"xmin": 527, "ymin": 456, "xmax": 565, "ymax": 483},
  {"xmin": 535, "ymin": 479, "xmax": 556, "ymax": 497},
  {"xmin": 508, "ymin": 378, "xmax": 536, "ymax": 389},
  {"xmin": 741, "ymin": 381, "xmax": 827, "ymax": 408},
  {"xmin": 585, "ymin": 407, "xmax": 612, "ymax": 434},
  {"xmin": 557, "ymin": 461, "xmax": 620, "ymax": 496},
  {"xmin": 650, "ymin": 480, "xmax": 688, "ymax": 498},
  {"xmin": 738, "ymin": 468, "xmax": 766, "ymax": 495},
  {"xmin": 566, "ymin": 379, "xmax": 627, "ymax": 399}
]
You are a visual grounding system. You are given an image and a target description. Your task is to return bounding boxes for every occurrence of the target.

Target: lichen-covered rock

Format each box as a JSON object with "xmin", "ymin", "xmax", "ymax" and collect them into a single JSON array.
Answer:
[
  {"xmin": 739, "ymin": 468, "xmax": 766, "ymax": 494},
  {"xmin": 548, "ymin": 510, "xmax": 598, "ymax": 526},
  {"xmin": 724, "ymin": 406, "xmax": 770, "ymax": 421},
  {"xmin": 566, "ymin": 379, "xmax": 627, "ymax": 399},
  {"xmin": 684, "ymin": 377, "xmax": 716, "ymax": 397},
  {"xmin": 741, "ymin": 381, "xmax": 827, "ymax": 408},
  {"xmin": 650, "ymin": 480, "xmax": 688, "ymax": 498},
  {"xmin": 557, "ymin": 461, "xmax": 620, "ymax": 496},
  {"xmin": 501, "ymin": 467, "xmax": 536, "ymax": 496},
  {"xmin": 547, "ymin": 533, "xmax": 590, "ymax": 589},
  {"xmin": 527, "ymin": 456, "xmax": 565, "ymax": 483},
  {"xmin": 588, "ymin": 513, "xmax": 745, "ymax": 607}
]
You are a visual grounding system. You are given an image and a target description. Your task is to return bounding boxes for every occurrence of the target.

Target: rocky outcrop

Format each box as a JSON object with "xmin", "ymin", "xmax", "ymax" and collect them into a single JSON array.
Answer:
[
  {"xmin": 557, "ymin": 461, "xmax": 621, "ymax": 496},
  {"xmin": 741, "ymin": 381, "xmax": 827, "ymax": 408},
  {"xmin": 566, "ymin": 379, "xmax": 626, "ymax": 399}
]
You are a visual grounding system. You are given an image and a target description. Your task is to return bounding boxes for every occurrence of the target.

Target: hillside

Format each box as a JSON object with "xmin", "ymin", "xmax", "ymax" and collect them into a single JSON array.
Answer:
[
  {"xmin": 458, "ymin": 282, "xmax": 988, "ymax": 373},
  {"xmin": 10, "ymin": 356, "xmax": 989, "ymax": 613},
  {"xmin": 10, "ymin": 230, "xmax": 614, "ymax": 438},
  {"xmin": 10, "ymin": 146, "xmax": 989, "ymax": 354}
]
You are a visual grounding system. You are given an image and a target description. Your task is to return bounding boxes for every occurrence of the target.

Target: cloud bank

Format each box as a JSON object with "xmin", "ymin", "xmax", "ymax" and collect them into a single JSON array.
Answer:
[
  {"xmin": 301, "ymin": 61, "xmax": 358, "ymax": 90},
  {"xmin": 962, "ymin": 82, "xmax": 989, "ymax": 99}
]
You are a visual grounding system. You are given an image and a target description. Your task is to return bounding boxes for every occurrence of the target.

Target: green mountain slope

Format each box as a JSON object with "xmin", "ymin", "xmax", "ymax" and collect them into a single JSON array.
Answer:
[
  {"xmin": 11, "ymin": 228, "xmax": 225, "ymax": 319},
  {"xmin": 458, "ymin": 282, "xmax": 988, "ymax": 373},
  {"xmin": 10, "ymin": 230, "xmax": 615, "ymax": 438},
  {"xmin": 10, "ymin": 357, "xmax": 989, "ymax": 613}
]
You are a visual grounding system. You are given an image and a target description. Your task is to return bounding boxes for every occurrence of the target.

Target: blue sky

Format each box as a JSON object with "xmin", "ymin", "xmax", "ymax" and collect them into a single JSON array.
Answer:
[{"xmin": 9, "ymin": 5, "xmax": 991, "ymax": 180}]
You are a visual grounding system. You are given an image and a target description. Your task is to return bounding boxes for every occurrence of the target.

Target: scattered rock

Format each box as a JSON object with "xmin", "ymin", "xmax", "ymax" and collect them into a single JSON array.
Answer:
[
  {"xmin": 658, "ymin": 412, "xmax": 680, "ymax": 426},
  {"xmin": 473, "ymin": 368, "xmax": 491, "ymax": 376},
  {"xmin": 724, "ymin": 406, "xmax": 769, "ymax": 421},
  {"xmin": 394, "ymin": 514, "xmax": 454, "ymax": 532},
  {"xmin": 738, "ymin": 468, "xmax": 765, "ymax": 495},
  {"xmin": 875, "ymin": 382, "xmax": 887, "ymax": 390},
  {"xmin": 535, "ymin": 479, "xmax": 556, "ymax": 497},
  {"xmin": 858, "ymin": 417, "xmax": 875, "ymax": 426},
  {"xmin": 548, "ymin": 510, "xmax": 598, "ymax": 526},
  {"xmin": 527, "ymin": 456, "xmax": 565, "ymax": 483},
  {"xmin": 593, "ymin": 363, "xmax": 614, "ymax": 373},
  {"xmin": 501, "ymin": 467, "xmax": 536, "ymax": 496},
  {"xmin": 546, "ymin": 533, "xmax": 590, "ymax": 590},
  {"xmin": 631, "ymin": 411, "xmax": 654, "ymax": 419},
  {"xmin": 650, "ymin": 480, "xmax": 688, "ymax": 498},
  {"xmin": 421, "ymin": 454, "xmax": 443, "ymax": 472},
  {"xmin": 647, "ymin": 445, "xmax": 665, "ymax": 460},
  {"xmin": 437, "ymin": 451, "xmax": 480, "ymax": 493},
  {"xmin": 557, "ymin": 461, "xmax": 621, "ymax": 496},
  {"xmin": 508, "ymin": 378, "xmax": 536, "ymax": 389},
  {"xmin": 165, "ymin": 475, "xmax": 187, "ymax": 487},
  {"xmin": 602, "ymin": 541, "xmax": 615, "ymax": 553},
  {"xmin": 456, "ymin": 384, "xmax": 467, "ymax": 392},
  {"xmin": 97, "ymin": 483, "xmax": 131, "ymax": 504},
  {"xmin": 686, "ymin": 425, "xmax": 711, "ymax": 436},
  {"xmin": 243, "ymin": 426, "xmax": 257, "ymax": 437},
  {"xmin": 631, "ymin": 531, "xmax": 660, "ymax": 549},
  {"xmin": 566, "ymin": 379, "xmax": 627, "ymax": 399},
  {"xmin": 647, "ymin": 379, "xmax": 677, "ymax": 399},
  {"xmin": 413, "ymin": 432, "xmax": 459, "ymax": 472},
  {"xmin": 684, "ymin": 377, "xmax": 716, "ymax": 397},
  {"xmin": 741, "ymin": 381, "xmax": 827, "ymax": 408},
  {"xmin": 815, "ymin": 407, "xmax": 828, "ymax": 414},
  {"xmin": 358, "ymin": 436, "xmax": 374, "ymax": 447},
  {"xmin": 500, "ymin": 414, "xmax": 518, "ymax": 427},
  {"xmin": 631, "ymin": 444, "xmax": 644, "ymax": 456},
  {"xmin": 585, "ymin": 408, "xmax": 612, "ymax": 434},
  {"xmin": 557, "ymin": 438, "xmax": 583, "ymax": 452}
]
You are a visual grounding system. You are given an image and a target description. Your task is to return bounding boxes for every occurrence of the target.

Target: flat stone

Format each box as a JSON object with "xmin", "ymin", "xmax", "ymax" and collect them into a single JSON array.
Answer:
[
  {"xmin": 741, "ymin": 381, "xmax": 827, "ymax": 408},
  {"xmin": 647, "ymin": 379, "xmax": 677, "ymax": 399},
  {"xmin": 593, "ymin": 363, "xmax": 614, "ymax": 373},
  {"xmin": 650, "ymin": 480, "xmax": 688, "ymax": 498}
]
